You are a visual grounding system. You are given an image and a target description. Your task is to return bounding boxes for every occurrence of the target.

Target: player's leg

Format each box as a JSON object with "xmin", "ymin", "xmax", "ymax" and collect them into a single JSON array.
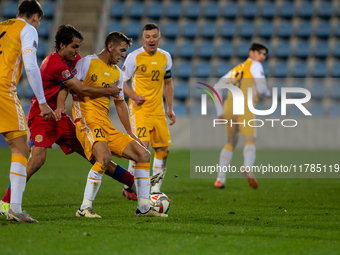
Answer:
[
  {"xmin": 151, "ymin": 146, "xmax": 168, "ymax": 193},
  {"xmin": 241, "ymin": 135, "xmax": 258, "ymax": 189}
]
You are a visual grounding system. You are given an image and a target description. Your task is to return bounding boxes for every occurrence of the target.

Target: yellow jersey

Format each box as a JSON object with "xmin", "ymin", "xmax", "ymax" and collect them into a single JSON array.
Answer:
[{"xmin": 122, "ymin": 47, "xmax": 172, "ymax": 116}]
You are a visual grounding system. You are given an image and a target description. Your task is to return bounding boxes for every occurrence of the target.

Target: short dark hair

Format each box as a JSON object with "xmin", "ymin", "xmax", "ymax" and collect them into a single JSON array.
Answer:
[
  {"xmin": 143, "ymin": 23, "xmax": 160, "ymax": 34},
  {"xmin": 249, "ymin": 42, "xmax": 268, "ymax": 54},
  {"xmin": 105, "ymin": 31, "xmax": 132, "ymax": 48},
  {"xmin": 18, "ymin": 0, "xmax": 44, "ymax": 19},
  {"xmin": 55, "ymin": 24, "xmax": 84, "ymax": 50}
]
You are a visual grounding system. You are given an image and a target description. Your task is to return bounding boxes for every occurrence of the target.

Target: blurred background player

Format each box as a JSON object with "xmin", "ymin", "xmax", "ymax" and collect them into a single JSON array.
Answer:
[
  {"xmin": 0, "ymin": 0, "xmax": 55, "ymax": 222},
  {"xmin": 213, "ymin": 42, "xmax": 270, "ymax": 189},
  {"xmin": 72, "ymin": 31, "xmax": 166, "ymax": 217},
  {"xmin": 122, "ymin": 23, "xmax": 176, "ymax": 200}
]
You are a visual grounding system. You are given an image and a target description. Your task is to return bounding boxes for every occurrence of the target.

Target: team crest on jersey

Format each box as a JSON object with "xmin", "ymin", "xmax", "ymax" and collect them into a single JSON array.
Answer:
[
  {"xmin": 122, "ymin": 65, "xmax": 126, "ymax": 71},
  {"xmin": 141, "ymin": 65, "xmax": 147, "ymax": 72},
  {"xmin": 35, "ymin": 135, "xmax": 43, "ymax": 143},
  {"xmin": 33, "ymin": 40, "xmax": 37, "ymax": 49},
  {"xmin": 91, "ymin": 74, "xmax": 97, "ymax": 81},
  {"xmin": 62, "ymin": 70, "xmax": 71, "ymax": 78},
  {"xmin": 72, "ymin": 68, "xmax": 78, "ymax": 75}
]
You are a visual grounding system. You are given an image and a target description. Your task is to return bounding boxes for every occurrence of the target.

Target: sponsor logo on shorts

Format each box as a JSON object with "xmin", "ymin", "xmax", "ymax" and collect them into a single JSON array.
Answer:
[
  {"xmin": 62, "ymin": 70, "xmax": 71, "ymax": 79},
  {"xmin": 33, "ymin": 40, "xmax": 37, "ymax": 49},
  {"xmin": 141, "ymin": 65, "xmax": 147, "ymax": 72},
  {"xmin": 35, "ymin": 135, "xmax": 43, "ymax": 143},
  {"xmin": 91, "ymin": 74, "xmax": 97, "ymax": 81}
]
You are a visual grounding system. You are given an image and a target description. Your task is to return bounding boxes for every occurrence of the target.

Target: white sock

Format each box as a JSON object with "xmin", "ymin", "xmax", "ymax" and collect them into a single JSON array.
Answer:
[
  {"xmin": 10, "ymin": 161, "xmax": 27, "ymax": 214},
  {"xmin": 81, "ymin": 170, "xmax": 103, "ymax": 210},
  {"xmin": 217, "ymin": 145, "xmax": 233, "ymax": 184},
  {"xmin": 124, "ymin": 160, "xmax": 135, "ymax": 190},
  {"xmin": 243, "ymin": 143, "xmax": 256, "ymax": 170},
  {"xmin": 134, "ymin": 162, "xmax": 151, "ymax": 213},
  {"xmin": 151, "ymin": 155, "xmax": 167, "ymax": 193}
]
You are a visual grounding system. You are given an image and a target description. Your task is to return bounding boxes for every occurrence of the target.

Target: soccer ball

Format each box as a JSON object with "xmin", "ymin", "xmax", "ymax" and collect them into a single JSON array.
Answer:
[{"xmin": 149, "ymin": 192, "xmax": 170, "ymax": 214}]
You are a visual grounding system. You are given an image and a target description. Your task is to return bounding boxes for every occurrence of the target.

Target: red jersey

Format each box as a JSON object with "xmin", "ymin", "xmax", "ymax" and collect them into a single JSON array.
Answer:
[{"xmin": 27, "ymin": 52, "xmax": 81, "ymax": 120}]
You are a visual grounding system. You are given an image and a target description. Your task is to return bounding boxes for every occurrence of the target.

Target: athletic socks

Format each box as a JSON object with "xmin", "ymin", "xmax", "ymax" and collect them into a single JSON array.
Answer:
[
  {"xmin": 243, "ymin": 142, "xmax": 256, "ymax": 170},
  {"xmin": 111, "ymin": 163, "xmax": 134, "ymax": 188},
  {"xmin": 9, "ymin": 155, "xmax": 27, "ymax": 214},
  {"xmin": 134, "ymin": 162, "xmax": 151, "ymax": 213},
  {"xmin": 151, "ymin": 151, "xmax": 168, "ymax": 193},
  {"xmin": 1, "ymin": 184, "xmax": 11, "ymax": 204},
  {"xmin": 217, "ymin": 144, "xmax": 234, "ymax": 184}
]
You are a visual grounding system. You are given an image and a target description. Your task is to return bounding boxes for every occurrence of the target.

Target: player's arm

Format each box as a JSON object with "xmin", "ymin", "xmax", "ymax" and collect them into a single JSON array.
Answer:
[
  {"xmin": 114, "ymin": 99, "xmax": 146, "ymax": 148},
  {"xmin": 55, "ymin": 86, "xmax": 68, "ymax": 121},
  {"xmin": 214, "ymin": 71, "xmax": 231, "ymax": 119},
  {"xmin": 164, "ymin": 77, "xmax": 176, "ymax": 125},
  {"xmin": 250, "ymin": 62, "xmax": 271, "ymax": 97},
  {"xmin": 123, "ymin": 82, "xmax": 145, "ymax": 106}
]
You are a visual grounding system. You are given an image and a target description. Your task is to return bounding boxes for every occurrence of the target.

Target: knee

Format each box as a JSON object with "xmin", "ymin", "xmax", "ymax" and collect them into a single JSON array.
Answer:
[
  {"xmin": 98, "ymin": 153, "xmax": 112, "ymax": 168},
  {"xmin": 137, "ymin": 149, "xmax": 150, "ymax": 163},
  {"xmin": 31, "ymin": 154, "xmax": 46, "ymax": 169}
]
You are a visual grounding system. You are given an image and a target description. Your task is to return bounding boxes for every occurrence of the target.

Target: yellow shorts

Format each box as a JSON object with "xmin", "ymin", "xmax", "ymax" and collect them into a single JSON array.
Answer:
[
  {"xmin": 0, "ymin": 91, "xmax": 27, "ymax": 134},
  {"xmin": 131, "ymin": 114, "xmax": 171, "ymax": 148},
  {"xmin": 75, "ymin": 117, "xmax": 134, "ymax": 161},
  {"xmin": 2, "ymin": 130, "xmax": 27, "ymax": 141},
  {"xmin": 224, "ymin": 102, "xmax": 256, "ymax": 138}
]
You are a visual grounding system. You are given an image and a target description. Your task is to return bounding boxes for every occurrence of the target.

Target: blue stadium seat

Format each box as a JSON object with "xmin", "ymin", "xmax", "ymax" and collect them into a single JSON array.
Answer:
[
  {"xmin": 330, "ymin": 82, "xmax": 340, "ymax": 99},
  {"xmin": 336, "ymin": 21, "xmax": 340, "ymax": 37},
  {"xmin": 280, "ymin": 2, "xmax": 295, "ymax": 18},
  {"xmin": 37, "ymin": 40, "xmax": 48, "ymax": 58},
  {"xmin": 316, "ymin": 20, "xmax": 332, "ymax": 38},
  {"xmin": 329, "ymin": 102, "xmax": 340, "ymax": 117},
  {"xmin": 107, "ymin": 20, "xmax": 122, "ymax": 33},
  {"xmin": 274, "ymin": 61, "xmax": 289, "ymax": 77},
  {"xmin": 334, "ymin": 40, "xmax": 340, "ymax": 58},
  {"xmin": 110, "ymin": 2, "xmax": 125, "ymax": 18},
  {"xmin": 272, "ymin": 78, "xmax": 287, "ymax": 99},
  {"xmin": 223, "ymin": 2, "xmax": 238, "ymax": 18},
  {"xmin": 242, "ymin": 2, "xmax": 258, "ymax": 18},
  {"xmin": 200, "ymin": 21, "xmax": 217, "ymax": 38},
  {"xmin": 312, "ymin": 61, "xmax": 328, "ymax": 78},
  {"xmin": 217, "ymin": 41, "xmax": 234, "ymax": 58},
  {"xmin": 42, "ymin": 1, "xmax": 56, "ymax": 19},
  {"xmin": 299, "ymin": 2, "xmax": 315, "ymax": 18},
  {"xmin": 262, "ymin": 61, "xmax": 269, "ymax": 76},
  {"xmin": 261, "ymin": 2, "xmax": 276, "ymax": 19},
  {"xmin": 126, "ymin": 42, "xmax": 138, "ymax": 55},
  {"xmin": 38, "ymin": 20, "xmax": 52, "ymax": 38},
  {"xmin": 240, "ymin": 21, "xmax": 255, "ymax": 38},
  {"xmin": 175, "ymin": 61, "xmax": 192, "ymax": 79},
  {"xmin": 277, "ymin": 21, "xmax": 293, "ymax": 38},
  {"xmin": 181, "ymin": 20, "xmax": 198, "ymax": 38},
  {"xmin": 311, "ymin": 81, "xmax": 326, "ymax": 100},
  {"xmin": 297, "ymin": 21, "xmax": 313, "ymax": 38},
  {"xmin": 124, "ymin": 20, "xmax": 141, "ymax": 38},
  {"xmin": 318, "ymin": 1, "xmax": 333, "ymax": 18},
  {"xmin": 174, "ymin": 82, "xmax": 189, "ymax": 101},
  {"xmin": 275, "ymin": 40, "xmax": 291, "ymax": 58},
  {"xmin": 173, "ymin": 102, "xmax": 188, "ymax": 116},
  {"xmin": 195, "ymin": 61, "xmax": 212, "ymax": 78},
  {"xmin": 203, "ymin": 2, "xmax": 220, "ymax": 19},
  {"xmin": 162, "ymin": 21, "xmax": 179, "ymax": 39},
  {"xmin": 220, "ymin": 21, "xmax": 236, "ymax": 38},
  {"xmin": 190, "ymin": 102, "xmax": 204, "ymax": 116},
  {"xmin": 295, "ymin": 40, "xmax": 310, "ymax": 58},
  {"xmin": 165, "ymin": 2, "xmax": 182, "ymax": 18},
  {"xmin": 314, "ymin": 40, "xmax": 330, "ymax": 58},
  {"xmin": 293, "ymin": 62, "xmax": 308, "ymax": 78},
  {"xmin": 197, "ymin": 41, "xmax": 214, "ymax": 59},
  {"xmin": 178, "ymin": 41, "xmax": 195, "ymax": 58},
  {"xmin": 309, "ymin": 102, "xmax": 325, "ymax": 117},
  {"xmin": 127, "ymin": 2, "xmax": 144, "ymax": 18},
  {"xmin": 332, "ymin": 61, "xmax": 340, "ymax": 77},
  {"xmin": 3, "ymin": 1, "xmax": 18, "ymax": 18},
  {"xmin": 161, "ymin": 40, "xmax": 176, "ymax": 57},
  {"xmin": 184, "ymin": 2, "xmax": 201, "ymax": 19},
  {"xmin": 289, "ymin": 104, "xmax": 306, "ymax": 117},
  {"xmin": 261, "ymin": 40, "xmax": 272, "ymax": 57},
  {"xmin": 258, "ymin": 21, "xmax": 274, "ymax": 38},
  {"xmin": 214, "ymin": 60, "xmax": 230, "ymax": 78},
  {"xmin": 238, "ymin": 41, "xmax": 251, "ymax": 58},
  {"xmin": 146, "ymin": 2, "xmax": 163, "ymax": 18}
]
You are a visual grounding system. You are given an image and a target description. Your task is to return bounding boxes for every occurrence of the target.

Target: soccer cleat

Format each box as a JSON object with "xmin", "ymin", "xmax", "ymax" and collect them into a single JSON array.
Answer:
[
  {"xmin": 135, "ymin": 207, "xmax": 168, "ymax": 217},
  {"xmin": 150, "ymin": 171, "xmax": 165, "ymax": 186},
  {"xmin": 76, "ymin": 207, "xmax": 102, "ymax": 218},
  {"xmin": 242, "ymin": 167, "xmax": 258, "ymax": 189},
  {"xmin": 122, "ymin": 187, "xmax": 138, "ymax": 201},
  {"xmin": 0, "ymin": 200, "xmax": 10, "ymax": 215},
  {"xmin": 214, "ymin": 180, "xmax": 225, "ymax": 189},
  {"xmin": 6, "ymin": 209, "xmax": 38, "ymax": 223}
]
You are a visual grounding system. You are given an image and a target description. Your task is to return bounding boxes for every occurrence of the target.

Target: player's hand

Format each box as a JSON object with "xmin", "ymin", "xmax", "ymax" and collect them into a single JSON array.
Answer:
[
  {"xmin": 39, "ymin": 103, "xmax": 57, "ymax": 121},
  {"xmin": 108, "ymin": 81, "xmax": 122, "ymax": 98},
  {"xmin": 129, "ymin": 132, "xmax": 147, "ymax": 149},
  {"xmin": 217, "ymin": 114, "xmax": 224, "ymax": 119},
  {"xmin": 54, "ymin": 107, "xmax": 66, "ymax": 121},
  {"xmin": 167, "ymin": 110, "xmax": 176, "ymax": 126},
  {"xmin": 132, "ymin": 94, "xmax": 145, "ymax": 106}
]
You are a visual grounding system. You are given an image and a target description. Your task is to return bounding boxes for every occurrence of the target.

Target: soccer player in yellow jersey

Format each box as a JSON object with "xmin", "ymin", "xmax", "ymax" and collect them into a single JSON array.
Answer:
[
  {"xmin": 122, "ymin": 23, "xmax": 176, "ymax": 199},
  {"xmin": 72, "ymin": 31, "xmax": 167, "ymax": 217},
  {"xmin": 213, "ymin": 42, "xmax": 270, "ymax": 190},
  {"xmin": 0, "ymin": 0, "xmax": 55, "ymax": 223}
]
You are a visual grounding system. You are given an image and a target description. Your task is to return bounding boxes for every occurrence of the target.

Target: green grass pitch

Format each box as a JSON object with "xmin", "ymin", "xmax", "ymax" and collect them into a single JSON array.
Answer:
[{"xmin": 0, "ymin": 147, "xmax": 340, "ymax": 255}]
